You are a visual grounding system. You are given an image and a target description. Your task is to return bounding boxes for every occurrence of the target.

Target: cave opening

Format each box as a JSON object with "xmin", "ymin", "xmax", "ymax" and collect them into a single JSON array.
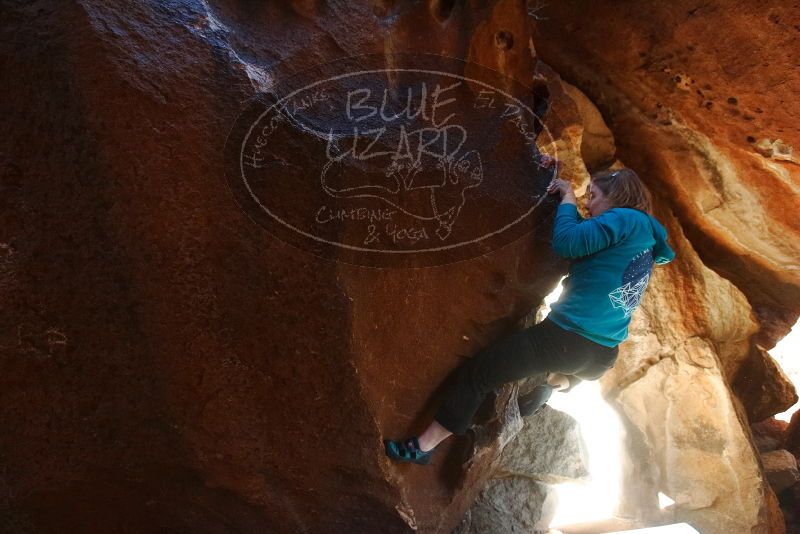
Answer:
[{"xmin": 770, "ymin": 322, "xmax": 800, "ymax": 422}]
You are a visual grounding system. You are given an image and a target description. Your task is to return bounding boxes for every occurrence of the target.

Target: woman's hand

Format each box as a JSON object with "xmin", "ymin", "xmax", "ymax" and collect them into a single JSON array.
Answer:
[
  {"xmin": 539, "ymin": 154, "xmax": 576, "ymax": 205},
  {"xmin": 546, "ymin": 178, "xmax": 577, "ymax": 204},
  {"xmin": 538, "ymin": 154, "xmax": 556, "ymax": 168}
]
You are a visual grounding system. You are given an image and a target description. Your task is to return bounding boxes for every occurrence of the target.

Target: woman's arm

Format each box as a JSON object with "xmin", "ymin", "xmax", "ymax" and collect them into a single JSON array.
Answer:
[
  {"xmin": 546, "ymin": 178, "xmax": 627, "ymax": 258},
  {"xmin": 546, "ymin": 176, "xmax": 577, "ymax": 207},
  {"xmin": 541, "ymin": 161, "xmax": 626, "ymax": 257},
  {"xmin": 551, "ymin": 205, "xmax": 627, "ymax": 258}
]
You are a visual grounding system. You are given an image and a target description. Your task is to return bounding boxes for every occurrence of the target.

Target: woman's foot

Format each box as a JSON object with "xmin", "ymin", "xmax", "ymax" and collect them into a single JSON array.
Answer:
[
  {"xmin": 383, "ymin": 437, "xmax": 433, "ymax": 465},
  {"xmin": 517, "ymin": 383, "xmax": 554, "ymax": 417}
]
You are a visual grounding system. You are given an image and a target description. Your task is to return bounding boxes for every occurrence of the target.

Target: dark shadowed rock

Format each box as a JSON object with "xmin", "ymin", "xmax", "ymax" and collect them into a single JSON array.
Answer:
[
  {"xmin": 751, "ymin": 417, "xmax": 789, "ymax": 453},
  {"xmin": 0, "ymin": 0, "xmax": 582, "ymax": 532},
  {"xmin": 761, "ymin": 450, "xmax": 800, "ymax": 494},
  {"xmin": 734, "ymin": 346, "xmax": 798, "ymax": 423}
]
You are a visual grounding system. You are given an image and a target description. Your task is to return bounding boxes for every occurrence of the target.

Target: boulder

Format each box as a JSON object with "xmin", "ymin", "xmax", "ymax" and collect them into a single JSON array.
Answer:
[
  {"xmin": 497, "ymin": 406, "xmax": 590, "ymax": 483},
  {"xmin": 733, "ymin": 346, "xmax": 798, "ymax": 423},
  {"xmin": 751, "ymin": 418, "xmax": 789, "ymax": 453},
  {"xmin": 760, "ymin": 450, "xmax": 800, "ymax": 494},
  {"xmin": 457, "ymin": 405, "xmax": 589, "ymax": 533},
  {"xmin": 784, "ymin": 409, "xmax": 800, "ymax": 458},
  {"xmin": 0, "ymin": 0, "xmax": 593, "ymax": 532},
  {"xmin": 455, "ymin": 478, "xmax": 556, "ymax": 534}
]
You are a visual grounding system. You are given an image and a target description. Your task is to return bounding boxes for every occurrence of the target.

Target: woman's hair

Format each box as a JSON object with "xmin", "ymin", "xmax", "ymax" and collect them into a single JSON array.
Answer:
[{"xmin": 590, "ymin": 167, "xmax": 653, "ymax": 213}]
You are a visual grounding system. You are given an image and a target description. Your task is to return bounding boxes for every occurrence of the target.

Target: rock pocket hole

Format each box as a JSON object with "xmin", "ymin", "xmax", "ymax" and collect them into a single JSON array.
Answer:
[{"xmin": 494, "ymin": 30, "xmax": 514, "ymax": 50}]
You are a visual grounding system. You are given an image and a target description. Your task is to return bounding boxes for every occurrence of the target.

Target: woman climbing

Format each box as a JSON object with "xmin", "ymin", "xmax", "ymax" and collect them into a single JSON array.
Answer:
[{"xmin": 384, "ymin": 160, "xmax": 676, "ymax": 464}]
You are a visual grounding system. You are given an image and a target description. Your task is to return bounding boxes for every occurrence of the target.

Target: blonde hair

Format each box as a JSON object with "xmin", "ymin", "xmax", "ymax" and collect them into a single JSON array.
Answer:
[{"xmin": 590, "ymin": 168, "xmax": 653, "ymax": 213}]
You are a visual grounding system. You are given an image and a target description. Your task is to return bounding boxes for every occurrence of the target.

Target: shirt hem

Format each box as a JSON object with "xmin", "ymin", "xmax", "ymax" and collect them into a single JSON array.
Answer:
[{"xmin": 546, "ymin": 312, "xmax": 621, "ymax": 348}]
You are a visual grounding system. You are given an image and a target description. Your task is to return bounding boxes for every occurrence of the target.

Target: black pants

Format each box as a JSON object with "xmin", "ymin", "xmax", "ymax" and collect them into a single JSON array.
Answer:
[{"xmin": 434, "ymin": 317, "xmax": 619, "ymax": 435}]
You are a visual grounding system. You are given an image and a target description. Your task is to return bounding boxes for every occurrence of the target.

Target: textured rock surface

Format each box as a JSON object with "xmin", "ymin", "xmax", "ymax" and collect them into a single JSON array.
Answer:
[
  {"xmin": 456, "ymin": 477, "xmax": 555, "ymax": 534},
  {"xmin": 751, "ymin": 417, "xmax": 789, "ymax": 453},
  {"xmin": 785, "ymin": 409, "xmax": 800, "ymax": 458},
  {"xmin": 734, "ymin": 347, "xmax": 799, "ymax": 423},
  {"xmin": 560, "ymin": 82, "xmax": 616, "ymax": 173},
  {"xmin": 0, "ymin": 0, "xmax": 573, "ymax": 532},
  {"xmin": 458, "ymin": 406, "xmax": 588, "ymax": 533},
  {"xmin": 601, "ymin": 205, "xmax": 779, "ymax": 533},
  {"xmin": 765, "ymin": 487, "xmax": 788, "ymax": 534},
  {"xmin": 761, "ymin": 450, "xmax": 800, "ymax": 494},
  {"xmin": 1, "ymin": 2, "xmax": 409, "ymax": 531},
  {"xmin": 530, "ymin": 0, "xmax": 800, "ymax": 333},
  {"xmin": 2, "ymin": 0, "xmax": 799, "ymax": 533},
  {"xmin": 496, "ymin": 406, "xmax": 589, "ymax": 483}
]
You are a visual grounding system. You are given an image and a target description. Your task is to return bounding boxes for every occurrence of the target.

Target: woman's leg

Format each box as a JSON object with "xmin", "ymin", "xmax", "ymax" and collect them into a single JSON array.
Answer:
[
  {"xmin": 419, "ymin": 369, "xmax": 571, "ymax": 450},
  {"xmin": 417, "ymin": 419, "xmax": 452, "ymax": 452},
  {"xmin": 430, "ymin": 318, "xmax": 590, "ymax": 442},
  {"xmin": 385, "ymin": 319, "xmax": 609, "ymax": 462}
]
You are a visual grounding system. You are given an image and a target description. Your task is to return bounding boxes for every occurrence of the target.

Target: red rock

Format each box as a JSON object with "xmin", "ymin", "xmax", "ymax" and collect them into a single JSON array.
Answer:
[
  {"xmin": 0, "ymin": 0, "xmax": 572, "ymax": 532},
  {"xmin": 785, "ymin": 409, "xmax": 800, "ymax": 458},
  {"xmin": 763, "ymin": 486, "xmax": 787, "ymax": 534},
  {"xmin": 751, "ymin": 417, "xmax": 790, "ymax": 453},
  {"xmin": 529, "ymin": 0, "xmax": 800, "ymax": 337},
  {"xmin": 733, "ymin": 347, "xmax": 799, "ymax": 423},
  {"xmin": 761, "ymin": 450, "xmax": 800, "ymax": 494},
  {"xmin": 3, "ymin": 0, "xmax": 800, "ymax": 532}
]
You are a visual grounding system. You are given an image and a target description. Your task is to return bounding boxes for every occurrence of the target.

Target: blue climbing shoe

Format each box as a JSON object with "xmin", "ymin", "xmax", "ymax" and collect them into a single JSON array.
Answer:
[
  {"xmin": 518, "ymin": 383, "xmax": 554, "ymax": 417},
  {"xmin": 383, "ymin": 437, "xmax": 433, "ymax": 465}
]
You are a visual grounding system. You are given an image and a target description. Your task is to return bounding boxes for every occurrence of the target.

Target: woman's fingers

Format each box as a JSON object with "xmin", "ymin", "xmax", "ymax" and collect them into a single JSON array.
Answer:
[
  {"xmin": 539, "ymin": 154, "xmax": 554, "ymax": 168},
  {"xmin": 546, "ymin": 177, "xmax": 572, "ymax": 196}
]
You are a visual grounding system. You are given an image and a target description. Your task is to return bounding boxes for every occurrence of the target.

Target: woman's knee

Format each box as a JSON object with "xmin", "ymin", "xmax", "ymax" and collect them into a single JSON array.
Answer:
[{"xmin": 546, "ymin": 372, "xmax": 571, "ymax": 390}]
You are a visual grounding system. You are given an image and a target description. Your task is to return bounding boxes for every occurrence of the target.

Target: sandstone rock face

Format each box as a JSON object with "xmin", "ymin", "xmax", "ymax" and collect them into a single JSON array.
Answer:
[
  {"xmin": 560, "ymin": 82, "xmax": 616, "ymax": 173},
  {"xmin": 0, "ymin": 0, "xmax": 576, "ymax": 532},
  {"xmin": 765, "ymin": 487, "xmax": 788, "ymax": 534},
  {"xmin": 496, "ymin": 406, "xmax": 589, "ymax": 483},
  {"xmin": 3, "ymin": 0, "xmax": 799, "ymax": 533},
  {"xmin": 600, "ymin": 207, "xmax": 780, "ymax": 533}
]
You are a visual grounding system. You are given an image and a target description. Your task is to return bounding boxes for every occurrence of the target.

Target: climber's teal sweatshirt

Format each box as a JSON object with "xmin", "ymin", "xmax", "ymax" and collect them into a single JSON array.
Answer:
[{"xmin": 547, "ymin": 203, "xmax": 675, "ymax": 347}]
